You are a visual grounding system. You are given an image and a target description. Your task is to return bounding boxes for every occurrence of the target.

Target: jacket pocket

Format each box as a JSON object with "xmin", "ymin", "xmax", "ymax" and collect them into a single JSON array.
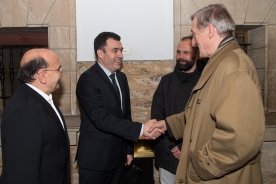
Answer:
[{"xmin": 187, "ymin": 164, "xmax": 202, "ymax": 183}]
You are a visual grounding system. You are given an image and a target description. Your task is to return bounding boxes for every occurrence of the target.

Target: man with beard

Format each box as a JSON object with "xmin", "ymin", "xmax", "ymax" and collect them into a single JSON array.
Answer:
[
  {"xmin": 151, "ymin": 36, "xmax": 204, "ymax": 184},
  {"xmin": 76, "ymin": 32, "xmax": 163, "ymax": 184}
]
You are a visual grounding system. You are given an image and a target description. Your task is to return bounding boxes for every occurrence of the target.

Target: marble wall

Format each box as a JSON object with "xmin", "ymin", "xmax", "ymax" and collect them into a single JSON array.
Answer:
[{"xmin": 0, "ymin": 0, "xmax": 276, "ymax": 183}]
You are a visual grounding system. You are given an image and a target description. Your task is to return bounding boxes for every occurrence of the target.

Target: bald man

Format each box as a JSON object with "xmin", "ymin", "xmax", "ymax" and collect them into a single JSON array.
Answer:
[{"xmin": 0, "ymin": 49, "xmax": 71, "ymax": 184}]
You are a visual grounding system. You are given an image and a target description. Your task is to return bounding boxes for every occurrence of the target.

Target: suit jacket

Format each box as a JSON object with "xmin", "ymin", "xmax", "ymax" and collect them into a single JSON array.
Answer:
[
  {"xmin": 76, "ymin": 62, "xmax": 142, "ymax": 171},
  {"xmin": 0, "ymin": 84, "xmax": 71, "ymax": 184}
]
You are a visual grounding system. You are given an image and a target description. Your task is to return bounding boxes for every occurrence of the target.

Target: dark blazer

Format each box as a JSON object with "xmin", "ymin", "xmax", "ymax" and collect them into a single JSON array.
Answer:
[
  {"xmin": 0, "ymin": 84, "xmax": 71, "ymax": 184},
  {"xmin": 76, "ymin": 62, "xmax": 142, "ymax": 171}
]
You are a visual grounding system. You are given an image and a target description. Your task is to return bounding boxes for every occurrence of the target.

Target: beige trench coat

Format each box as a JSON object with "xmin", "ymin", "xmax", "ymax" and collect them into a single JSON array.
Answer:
[{"xmin": 166, "ymin": 40, "xmax": 265, "ymax": 184}]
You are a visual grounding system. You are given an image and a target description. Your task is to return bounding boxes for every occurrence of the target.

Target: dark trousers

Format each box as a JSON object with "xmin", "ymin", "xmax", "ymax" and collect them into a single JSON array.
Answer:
[{"xmin": 79, "ymin": 148, "xmax": 125, "ymax": 184}]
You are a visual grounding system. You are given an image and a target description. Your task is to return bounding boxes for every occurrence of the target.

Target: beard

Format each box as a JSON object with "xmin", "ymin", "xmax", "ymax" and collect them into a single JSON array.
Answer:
[{"xmin": 176, "ymin": 59, "xmax": 196, "ymax": 72}]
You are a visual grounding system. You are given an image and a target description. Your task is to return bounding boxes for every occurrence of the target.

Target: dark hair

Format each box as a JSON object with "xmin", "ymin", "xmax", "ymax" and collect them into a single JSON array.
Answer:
[
  {"xmin": 94, "ymin": 32, "xmax": 121, "ymax": 59},
  {"xmin": 191, "ymin": 4, "xmax": 235, "ymax": 37},
  {"xmin": 180, "ymin": 36, "xmax": 199, "ymax": 61},
  {"xmin": 17, "ymin": 56, "xmax": 49, "ymax": 83}
]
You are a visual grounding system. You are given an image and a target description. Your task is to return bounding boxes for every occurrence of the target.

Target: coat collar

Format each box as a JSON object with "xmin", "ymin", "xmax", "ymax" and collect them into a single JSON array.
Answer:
[{"xmin": 193, "ymin": 39, "xmax": 240, "ymax": 91}]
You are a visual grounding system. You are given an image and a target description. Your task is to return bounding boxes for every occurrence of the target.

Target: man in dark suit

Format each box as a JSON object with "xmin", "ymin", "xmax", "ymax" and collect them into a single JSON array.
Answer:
[
  {"xmin": 0, "ymin": 48, "xmax": 71, "ymax": 184},
  {"xmin": 76, "ymin": 32, "xmax": 162, "ymax": 184}
]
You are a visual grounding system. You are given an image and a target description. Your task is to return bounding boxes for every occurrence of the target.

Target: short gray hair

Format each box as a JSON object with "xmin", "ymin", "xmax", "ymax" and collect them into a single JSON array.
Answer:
[{"xmin": 191, "ymin": 4, "xmax": 235, "ymax": 37}]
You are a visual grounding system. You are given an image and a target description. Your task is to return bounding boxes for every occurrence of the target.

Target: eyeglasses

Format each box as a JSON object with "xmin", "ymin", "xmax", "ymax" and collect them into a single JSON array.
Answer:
[{"xmin": 44, "ymin": 66, "xmax": 62, "ymax": 72}]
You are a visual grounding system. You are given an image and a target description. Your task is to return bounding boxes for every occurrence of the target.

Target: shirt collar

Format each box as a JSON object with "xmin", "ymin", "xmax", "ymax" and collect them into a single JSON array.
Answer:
[
  {"xmin": 25, "ymin": 83, "xmax": 52, "ymax": 102},
  {"xmin": 97, "ymin": 61, "xmax": 116, "ymax": 77}
]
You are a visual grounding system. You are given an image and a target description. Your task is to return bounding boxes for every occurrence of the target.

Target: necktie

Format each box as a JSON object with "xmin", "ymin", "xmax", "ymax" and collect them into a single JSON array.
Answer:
[{"xmin": 109, "ymin": 73, "xmax": 120, "ymax": 99}]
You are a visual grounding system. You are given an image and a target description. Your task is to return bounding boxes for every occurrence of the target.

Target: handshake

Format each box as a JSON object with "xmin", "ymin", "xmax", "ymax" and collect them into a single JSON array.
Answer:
[{"xmin": 142, "ymin": 119, "xmax": 167, "ymax": 140}]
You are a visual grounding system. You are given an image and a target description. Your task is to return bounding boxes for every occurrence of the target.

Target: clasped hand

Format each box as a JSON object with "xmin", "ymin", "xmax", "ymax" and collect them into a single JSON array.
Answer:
[{"xmin": 142, "ymin": 119, "xmax": 167, "ymax": 140}]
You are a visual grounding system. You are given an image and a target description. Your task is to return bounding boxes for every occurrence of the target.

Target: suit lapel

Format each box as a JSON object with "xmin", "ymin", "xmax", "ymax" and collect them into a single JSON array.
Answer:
[
  {"xmin": 22, "ymin": 84, "xmax": 67, "ymax": 134},
  {"xmin": 94, "ymin": 62, "xmax": 122, "ymax": 106},
  {"xmin": 54, "ymin": 102, "xmax": 70, "ymax": 137},
  {"xmin": 116, "ymin": 72, "xmax": 126, "ymax": 112}
]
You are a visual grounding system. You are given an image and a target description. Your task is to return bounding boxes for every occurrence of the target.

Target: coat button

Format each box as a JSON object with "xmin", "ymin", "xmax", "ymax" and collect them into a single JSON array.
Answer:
[{"xmin": 197, "ymin": 99, "xmax": 201, "ymax": 104}]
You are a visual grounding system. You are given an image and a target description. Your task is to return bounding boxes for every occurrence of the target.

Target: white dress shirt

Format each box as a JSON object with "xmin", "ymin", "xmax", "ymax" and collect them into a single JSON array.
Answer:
[{"xmin": 26, "ymin": 83, "xmax": 65, "ymax": 129}]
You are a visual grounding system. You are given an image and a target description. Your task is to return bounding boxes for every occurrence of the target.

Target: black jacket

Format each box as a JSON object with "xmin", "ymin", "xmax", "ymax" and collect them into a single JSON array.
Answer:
[
  {"xmin": 76, "ymin": 62, "xmax": 142, "ymax": 171},
  {"xmin": 151, "ymin": 60, "xmax": 204, "ymax": 174},
  {"xmin": 0, "ymin": 84, "xmax": 71, "ymax": 184}
]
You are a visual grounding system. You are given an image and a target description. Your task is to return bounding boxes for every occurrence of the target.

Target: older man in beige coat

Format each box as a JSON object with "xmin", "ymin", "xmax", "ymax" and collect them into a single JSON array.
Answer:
[{"xmin": 149, "ymin": 4, "xmax": 265, "ymax": 184}]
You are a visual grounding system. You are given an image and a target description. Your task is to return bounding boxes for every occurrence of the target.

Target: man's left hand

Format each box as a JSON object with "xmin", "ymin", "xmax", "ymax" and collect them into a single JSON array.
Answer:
[
  {"xmin": 126, "ymin": 154, "xmax": 133, "ymax": 166},
  {"xmin": 171, "ymin": 146, "xmax": 181, "ymax": 159}
]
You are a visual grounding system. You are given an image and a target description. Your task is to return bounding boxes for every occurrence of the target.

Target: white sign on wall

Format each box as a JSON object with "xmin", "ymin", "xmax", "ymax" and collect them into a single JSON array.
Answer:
[{"xmin": 76, "ymin": 0, "xmax": 173, "ymax": 61}]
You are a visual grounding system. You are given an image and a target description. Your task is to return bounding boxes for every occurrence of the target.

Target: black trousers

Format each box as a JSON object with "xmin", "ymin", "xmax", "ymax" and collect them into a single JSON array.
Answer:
[{"xmin": 79, "ymin": 147, "xmax": 125, "ymax": 184}]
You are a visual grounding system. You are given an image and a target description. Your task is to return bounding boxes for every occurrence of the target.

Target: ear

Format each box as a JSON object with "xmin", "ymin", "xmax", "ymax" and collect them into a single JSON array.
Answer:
[
  {"xmin": 37, "ymin": 69, "xmax": 47, "ymax": 84},
  {"xmin": 207, "ymin": 24, "xmax": 216, "ymax": 39},
  {"xmin": 97, "ymin": 49, "xmax": 104, "ymax": 59}
]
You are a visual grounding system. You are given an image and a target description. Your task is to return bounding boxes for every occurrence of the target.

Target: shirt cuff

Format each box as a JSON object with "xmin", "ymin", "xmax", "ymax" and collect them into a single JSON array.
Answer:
[{"xmin": 139, "ymin": 123, "xmax": 144, "ymax": 137}]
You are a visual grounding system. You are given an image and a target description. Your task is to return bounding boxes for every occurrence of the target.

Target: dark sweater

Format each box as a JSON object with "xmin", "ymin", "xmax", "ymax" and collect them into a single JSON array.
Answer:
[{"xmin": 151, "ymin": 60, "xmax": 205, "ymax": 174}]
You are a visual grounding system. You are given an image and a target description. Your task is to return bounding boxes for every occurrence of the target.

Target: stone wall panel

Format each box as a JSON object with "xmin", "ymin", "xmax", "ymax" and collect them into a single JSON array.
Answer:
[
  {"xmin": 194, "ymin": 0, "xmax": 221, "ymax": 8},
  {"xmin": 70, "ymin": 71, "xmax": 78, "ymax": 115},
  {"xmin": 70, "ymin": 27, "xmax": 76, "ymax": 49},
  {"xmin": 28, "ymin": 0, "xmax": 55, "ymax": 25},
  {"xmin": 261, "ymin": 142, "xmax": 276, "ymax": 182},
  {"xmin": 49, "ymin": 27, "xmax": 70, "ymax": 49},
  {"xmin": 129, "ymin": 74, "xmax": 164, "ymax": 88},
  {"xmin": 249, "ymin": 26, "xmax": 266, "ymax": 49},
  {"xmin": 174, "ymin": 0, "xmax": 181, "ymax": 26},
  {"xmin": 1, "ymin": 0, "xmax": 276, "ymax": 183},
  {"xmin": 264, "ymin": 2, "xmax": 276, "ymax": 24},
  {"xmin": 257, "ymin": 69, "xmax": 265, "ymax": 91},
  {"xmin": 53, "ymin": 49, "xmax": 72, "ymax": 70},
  {"xmin": 131, "ymin": 111, "xmax": 149, "ymax": 122},
  {"xmin": 0, "ymin": 0, "xmax": 29, "ymax": 27},
  {"xmin": 43, "ymin": 0, "xmax": 70, "ymax": 26},
  {"xmin": 180, "ymin": 0, "xmax": 198, "ymax": 25},
  {"xmin": 127, "ymin": 66, "xmax": 151, "ymax": 75},
  {"xmin": 267, "ymin": 68, "xmax": 276, "ymax": 111},
  {"xmin": 248, "ymin": 48, "xmax": 265, "ymax": 69},
  {"xmin": 69, "ymin": 0, "xmax": 76, "ymax": 26},
  {"xmin": 130, "ymin": 90, "xmax": 154, "ymax": 99},
  {"xmin": 246, "ymin": 0, "xmax": 274, "ymax": 23},
  {"xmin": 268, "ymin": 26, "xmax": 276, "ymax": 69},
  {"xmin": 174, "ymin": 25, "xmax": 181, "ymax": 53},
  {"xmin": 221, "ymin": 0, "xmax": 247, "ymax": 25}
]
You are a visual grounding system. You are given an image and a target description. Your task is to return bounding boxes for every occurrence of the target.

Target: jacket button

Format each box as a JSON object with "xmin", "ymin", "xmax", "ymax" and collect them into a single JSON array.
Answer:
[
  {"xmin": 190, "ymin": 139, "xmax": 192, "ymax": 143},
  {"xmin": 207, "ymin": 162, "xmax": 210, "ymax": 166}
]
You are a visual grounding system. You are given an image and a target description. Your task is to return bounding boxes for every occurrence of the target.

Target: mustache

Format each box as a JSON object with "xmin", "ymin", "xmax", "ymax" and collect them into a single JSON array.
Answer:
[{"xmin": 177, "ymin": 59, "xmax": 189, "ymax": 63}]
